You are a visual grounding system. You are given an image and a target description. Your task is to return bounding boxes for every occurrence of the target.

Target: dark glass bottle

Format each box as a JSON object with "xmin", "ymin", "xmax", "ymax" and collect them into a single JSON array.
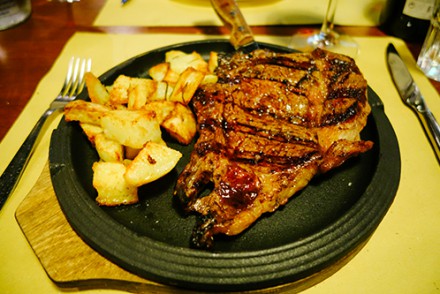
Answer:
[{"xmin": 380, "ymin": 0, "xmax": 437, "ymax": 42}]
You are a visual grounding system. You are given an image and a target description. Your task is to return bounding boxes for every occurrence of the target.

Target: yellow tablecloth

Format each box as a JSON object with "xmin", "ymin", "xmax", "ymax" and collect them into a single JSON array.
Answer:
[
  {"xmin": 94, "ymin": 0, "xmax": 386, "ymax": 27},
  {"xmin": 0, "ymin": 32, "xmax": 439, "ymax": 293}
]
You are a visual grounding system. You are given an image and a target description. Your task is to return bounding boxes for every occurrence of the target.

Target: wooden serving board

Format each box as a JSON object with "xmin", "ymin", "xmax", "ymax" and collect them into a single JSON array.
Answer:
[{"xmin": 15, "ymin": 163, "xmax": 364, "ymax": 293}]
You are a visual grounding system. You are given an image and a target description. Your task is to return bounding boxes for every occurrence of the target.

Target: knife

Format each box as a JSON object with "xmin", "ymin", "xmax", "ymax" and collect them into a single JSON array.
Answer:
[
  {"xmin": 386, "ymin": 43, "xmax": 440, "ymax": 163},
  {"xmin": 210, "ymin": 0, "xmax": 258, "ymax": 51}
]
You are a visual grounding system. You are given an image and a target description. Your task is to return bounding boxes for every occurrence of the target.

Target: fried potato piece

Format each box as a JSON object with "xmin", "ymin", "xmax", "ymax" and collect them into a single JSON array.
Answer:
[
  {"xmin": 93, "ymin": 161, "xmax": 138, "ymax": 206},
  {"xmin": 128, "ymin": 78, "xmax": 156, "ymax": 109},
  {"xmin": 169, "ymin": 67, "xmax": 205, "ymax": 104},
  {"xmin": 95, "ymin": 133, "xmax": 124, "ymax": 162},
  {"xmin": 149, "ymin": 62, "xmax": 170, "ymax": 82},
  {"xmin": 165, "ymin": 50, "xmax": 186, "ymax": 61},
  {"xmin": 150, "ymin": 81, "xmax": 172, "ymax": 101},
  {"xmin": 109, "ymin": 75, "xmax": 131, "ymax": 105},
  {"xmin": 163, "ymin": 50, "xmax": 209, "ymax": 85},
  {"xmin": 141, "ymin": 100, "xmax": 176, "ymax": 123},
  {"xmin": 124, "ymin": 138, "xmax": 167, "ymax": 160},
  {"xmin": 124, "ymin": 142, "xmax": 182, "ymax": 187},
  {"xmin": 100, "ymin": 109, "xmax": 162, "ymax": 149},
  {"xmin": 166, "ymin": 50, "xmax": 208, "ymax": 74},
  {"xmin": 162, "ymin": 69, "xmax": 181, "ymax": 85},
  {"xmin": 85, "ymin": 72, "xmax": 110, "ymax": 105},
  {"xmin": 208, "ymin": 51, "xmax": 218, "ymax": 73},
  {"xmin": 202, "ymin": 74, "xmax": 218, "ymax": 85},
  {"xmin": 80, "ymin": 123, "xmax": 103, "ymax": 146},
  {"xmin": 81, "ymin": 122, "xmax": 124, "ymax": 162},
  {"xmin": 142, "ymin": 100, "xmax": 196, "ymax": 144},
  {"xmin": 64, "ymin": 100, "xmax": 111, "ymax": 125},
  {"xmin": 162, "ymin": 103, "xmax": 197, "ymax": 145}
]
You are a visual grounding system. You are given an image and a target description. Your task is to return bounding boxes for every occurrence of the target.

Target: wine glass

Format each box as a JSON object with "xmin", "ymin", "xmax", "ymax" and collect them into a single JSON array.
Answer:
[{"xmin": 289, "ymin": 0, "xmax": 359, "ymax": 58}]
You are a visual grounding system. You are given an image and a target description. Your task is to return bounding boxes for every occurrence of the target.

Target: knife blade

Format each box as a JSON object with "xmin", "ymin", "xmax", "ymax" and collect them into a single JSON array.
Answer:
[{"xmin": 386, "ymin": 43, "xmax": 440, "ymax": 163}]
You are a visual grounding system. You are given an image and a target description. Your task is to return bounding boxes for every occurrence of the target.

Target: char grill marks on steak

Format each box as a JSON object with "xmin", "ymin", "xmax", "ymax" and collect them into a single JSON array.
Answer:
[{"xmin": 174, "ymin": 48, "xmax": 373, "ymax": 249}]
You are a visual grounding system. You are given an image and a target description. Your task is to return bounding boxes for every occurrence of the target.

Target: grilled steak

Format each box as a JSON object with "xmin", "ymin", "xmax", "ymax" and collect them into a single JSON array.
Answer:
[{"xmin": 174, "ymin": 48, "xmax": 373, "ymax": 249}]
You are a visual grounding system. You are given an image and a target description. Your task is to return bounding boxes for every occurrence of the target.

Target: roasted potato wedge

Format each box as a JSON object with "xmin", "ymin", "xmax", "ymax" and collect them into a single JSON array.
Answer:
[
  {"xmin": 165, "ymin": 50, "xmax": 186, "ymax": 61},
  {"xmin": 64, "ymin": 100, "xmax": 111, "ymax": 125},
  {"xmin": 208, "ymin": 51, "xmax": 218, "ymax": 73},
  {"xmin": 93, "ymin": 161, "xmax": 138, "ymax": 206},
  {"xmin": 100, "ymin": 109, "xmax": 162, "ymax": 149},
  {"xmin": 162, "ymin": 68, "xmax": 181, "ymax": 85},
  {"xmin": 128, "ymin": 78, "xmax": 156, "ymax": 110},
  {"xmin": 85, "ymin": 72, "xmax": 110, "ymax": 105},
  {"xmin": 109, "ymin": 74, "xmax": 131, "ymax": 105},
  {"xmin": 141, "ymin": 100, "xmax": 176, "ymax": 123},
  {"xmin": 202, "ymin": 74, "xmax": 218, "ymax": 85},
  {"xmin": 150, "ymin": 81, "xmax": 171, "ymax": 101},
  {"xmin": 163, "ymin": 50, "xmax": 209, "ymax": 85},
  {"xmin": 167, "ymin": 50, "xmax": 208, "ymax": 74},
  {"xmin": 148, "ymin": 62, "xmax": 170, "ymax": 82},
  {"xmin": 95, "ymin": 133, "xmax": 124, "ymax": 162},
  {"xmin": 79, "ymin": 123, "xmax": 103, "ymax": 146},
  {"xmin": 169, "ymin": 67, "xmax": 204, "ymax": 104},
  {"xmin": 124, "ymin": 142, "xmax": 182, "ymax": 187},
  {"xmin": 162, "ymin": 102, "xmax": 197, "ymax": 145}
]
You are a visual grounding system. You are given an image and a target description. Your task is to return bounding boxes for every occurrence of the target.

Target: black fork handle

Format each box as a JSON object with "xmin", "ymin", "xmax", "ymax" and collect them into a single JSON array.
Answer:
[{"xmin": 0, "ymin": 109, "xmax": 54, "ymax": 210}]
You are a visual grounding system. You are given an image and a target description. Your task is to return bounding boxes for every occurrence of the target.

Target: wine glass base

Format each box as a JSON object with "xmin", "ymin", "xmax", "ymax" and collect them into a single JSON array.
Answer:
[{"xmin": 289, "ymin": 29, "xmax": 359, "ymax": 58}]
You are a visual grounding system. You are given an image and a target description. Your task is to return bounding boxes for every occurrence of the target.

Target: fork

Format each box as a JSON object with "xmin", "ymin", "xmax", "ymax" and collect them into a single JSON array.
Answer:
[{"xmin": 0, "ymin": 57, "xmax": 91, "ymax": 210}]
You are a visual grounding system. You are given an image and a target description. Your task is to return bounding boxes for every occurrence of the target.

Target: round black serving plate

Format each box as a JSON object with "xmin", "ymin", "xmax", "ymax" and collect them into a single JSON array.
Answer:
[{"xmin": 49, "ymin": 40, "xmax": 401, "ymax": 292}]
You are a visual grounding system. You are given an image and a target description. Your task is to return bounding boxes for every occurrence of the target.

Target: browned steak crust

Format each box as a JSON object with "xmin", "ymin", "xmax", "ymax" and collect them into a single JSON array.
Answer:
[{"xmin": 174, "ymin": 48, "xmax": 373, "ymax": 249}]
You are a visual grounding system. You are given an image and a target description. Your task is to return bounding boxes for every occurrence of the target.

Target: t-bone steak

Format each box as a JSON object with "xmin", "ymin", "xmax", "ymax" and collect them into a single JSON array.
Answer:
[{"xmin": 174, "ymin": 48, "xmax": 374, "ymax": 249}]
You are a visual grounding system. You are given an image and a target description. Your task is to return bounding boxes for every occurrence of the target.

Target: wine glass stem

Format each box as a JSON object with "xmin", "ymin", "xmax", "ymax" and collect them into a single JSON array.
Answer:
[{"xmin": 320, "ymin": 0, "xmax": 337, "ymax": 36}]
